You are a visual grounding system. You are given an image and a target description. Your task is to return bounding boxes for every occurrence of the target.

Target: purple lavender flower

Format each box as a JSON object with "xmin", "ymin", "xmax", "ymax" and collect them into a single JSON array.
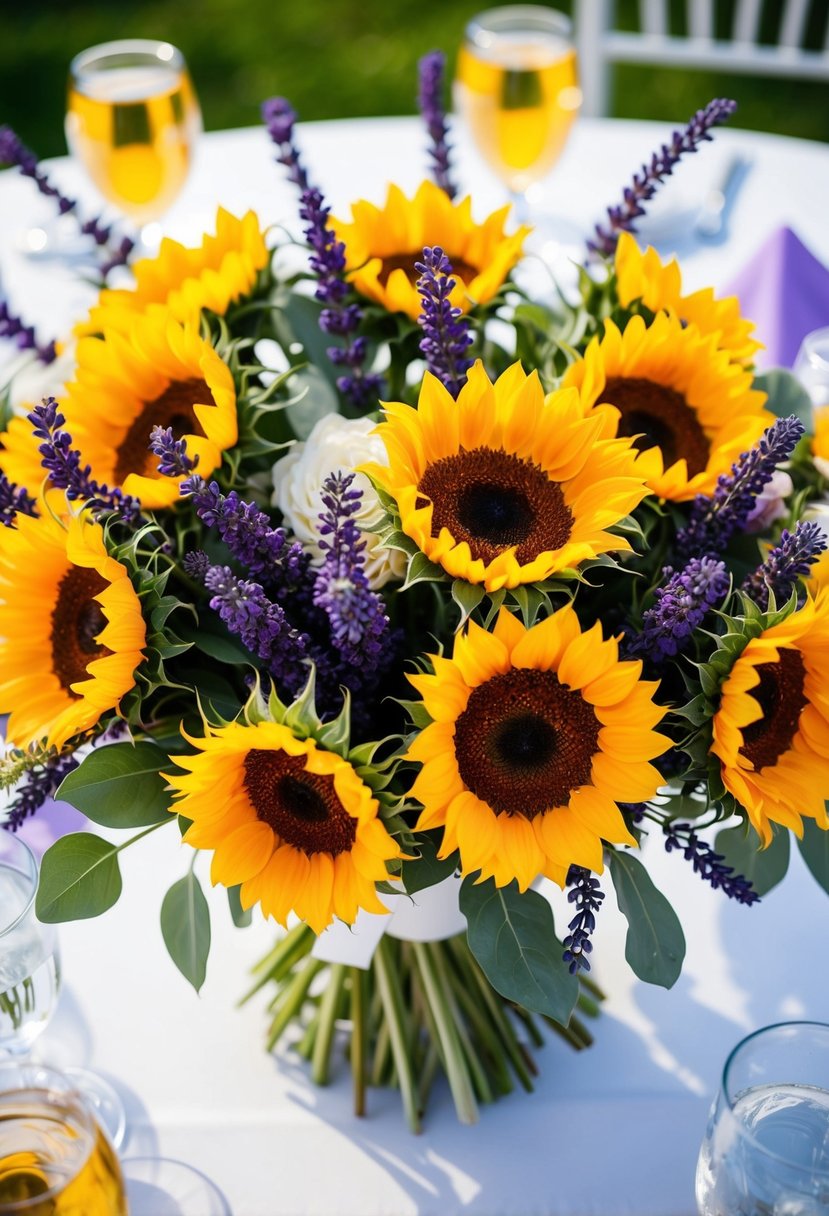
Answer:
[
  {"xmin": 675, "ymin": 416, "xmax": 804, "ymax": 563},
  {"xmin": 181, "ymin": 476, "xmax": 309, "ymax": 592},
  {"xmin": 28, "ymin": 397, "xmax": 140, "ymax": 521},
  {"xmin": 3, "ymin": 752, "xmax": 79, "ymax": 833},
  {"xmin": 149, "ymin": 427, "xmax": 199, "ymax": 479},
  {"xmin": 664, "ymin": 822, "xmax": 760, "ymax": 904},
  {"xmin": 313, "ymin": 471, "xmax": 390, "ymax": 671},
  {"xmin": 562, "ymin": 866, "xmax": 605, "ymax": 974},
  {"xmin": 742, "ymin": 520, "xmax": 827, "ymax": 611},
  {"xmin": 417, "ymin": 51, "xmax": 457, "ymax": 200},
  {"xmin": 628, "ymin": 556, "xmax": 729, "ymax": 663},
  {"xmin": 0, "ymin": 471, "xmax": 38, "ymax": 528},
  {"xmin": 260, "ymin": 97, "xmax": 310, "ymax": 191},
  {"xmin": 200, "ymin": 562, "xmax": 310, "ymax": 696},
  {"xmin": 416, "ymin": 246, "xmax": 474, "ymax": 398},
  {"xmin": 589, "ymin": 99, "xmax": 737, "ymax": 257},
  {"xmin": 0, "ymin": 125, "xmax": 134, "ymax": 272},
  {"xmin": 0, "ymin": 296, "xmax": 57, "ymax": 364}
]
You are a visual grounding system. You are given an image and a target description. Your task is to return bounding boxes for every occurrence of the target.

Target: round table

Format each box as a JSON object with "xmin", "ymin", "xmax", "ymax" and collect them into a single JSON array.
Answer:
[{"xmin": 3, "ymin": 116, "xmax": 829, "ymax": 1216}]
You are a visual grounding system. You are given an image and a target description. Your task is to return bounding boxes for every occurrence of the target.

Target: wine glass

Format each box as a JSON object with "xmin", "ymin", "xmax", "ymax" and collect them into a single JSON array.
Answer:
[
  {"xmin": 696, "ymin": 1022, "xmax": 829, "ymax": 1215},
  {"xmin": 65, "ymin": 39, "xmax": 202, "ymax": 249},
  {"xmin": 0, "ymin": 1060, "xmax": 126, "ymax": 1214},
  {"xmin": 453, "ymin": 5, "xmax": 582, "ymax": 230},
  {"xmin": 793, "ymin": 327, "xmax": 829, "ymax": 410}
]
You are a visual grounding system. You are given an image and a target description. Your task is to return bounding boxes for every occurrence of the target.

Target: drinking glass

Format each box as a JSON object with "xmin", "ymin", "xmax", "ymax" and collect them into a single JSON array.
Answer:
[
  {"xmin": 0, "ymin": 1060, "xmax": 126, "ymax": 1214},
  {"xmin": 793, "ymin": 327, "xmax": 829, "ymax": 411},
  {"xmin": 453, "ymin": 5, "xmax": 581, "ymax": 226},
  {"xmin": 65, "ymin": 39, "xmax": 202, "ymax": 242},
  {"xmin": 696, "ymin": 1021, "xmax": 829, "ymax": 1215},
  {"xmin": 0, "ymin": 834, "xmax": 60, "ymax": 1057}
]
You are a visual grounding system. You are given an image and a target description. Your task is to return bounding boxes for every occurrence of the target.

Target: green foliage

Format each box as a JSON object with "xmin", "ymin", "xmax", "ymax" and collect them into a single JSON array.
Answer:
[
  {"xmin": 608, "ymin": 851, "xmax": 685, "ymax": 988},
  {"xmin": 57, "ymin": 742, "xmax": 173, "ymax": 828},
  {"xmin": 714, "ymin": 821, "xmax": 790, "ymax": 897},
  {"xmin": 160, "ymin": 872, "xmax": 212, "ymax": 992},
  {"xmin": 36, "ymin": 833, "xmax": 123, "ymax": 923},
  {"xmin": 755, "ymin": 369, "xmax": 814, "ymax": 426},
  {"xmin": 460, "ymin": 878, "xmax": 579, "ymax": 1024},
  {"xmin": 227, "ymin": 885, "xmax": 253, "ymax": 928},
  {"xmin": 401, "ymin": 833, "xmax": 458, "ymax": 895},
  {"xmin": 797, "ymin": 818, "xmax": 829, "ymax": 896}
]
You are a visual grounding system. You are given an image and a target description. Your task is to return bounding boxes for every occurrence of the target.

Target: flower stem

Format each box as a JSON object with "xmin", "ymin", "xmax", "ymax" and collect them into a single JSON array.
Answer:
[
  {"xmin": 311, "ymin": 963, "xmax": 346, "ymax": 1085},
  {"xmin": 374, "ymin": 937, "xmax": 421, "ymax": 1133},
  {"xmin": 265, "ymin": 958, "xmax": 324, "ymax": 1053},
  {"xmin": 350, "ymin": 967, "xmax": 367, "ymax": 1117},
  {"xmin": 411, "ymin": 941, "xmax": 478, "ymax": 1125}
]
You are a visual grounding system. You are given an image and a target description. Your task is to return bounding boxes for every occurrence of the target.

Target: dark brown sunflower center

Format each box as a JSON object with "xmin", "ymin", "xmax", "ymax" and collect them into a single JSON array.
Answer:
[
  {"xmin": 418, "ymin": 447, "xmax": 573, "ymax": 565},
  {"xmin": 740, "ymin": 648, "xmax": 807, "ymax": 772},
  {"xmin": 454, "ymin": 668, "xmax": 600, "ymax": 818},
  {"xmin": 597, "ymin": 376, "xmax": 710, "ymax": 477},
  {"xmin": 50, "ymin": 566, "xmax": 111, "ymax": 698},
  {"xmin": 243, "ymin": 749, "xmax": 357, "ymax": 856},
  {"xmin": 377, "ymin": 252, "xmax": 477, "ymax": 288},
  {"xmin": 113, "ymin": 377, "xmax": 209, "ymax": 483}
]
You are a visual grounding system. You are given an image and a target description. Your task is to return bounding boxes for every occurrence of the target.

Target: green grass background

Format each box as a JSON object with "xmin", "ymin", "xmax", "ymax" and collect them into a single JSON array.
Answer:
[{"xmin": 2, "ymin": 0, "xmax": 827, "ymax": 157}]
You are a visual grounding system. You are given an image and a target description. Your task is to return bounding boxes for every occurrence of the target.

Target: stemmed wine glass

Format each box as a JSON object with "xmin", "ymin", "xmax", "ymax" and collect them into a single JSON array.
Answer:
[
  {"xmin": 696, "ymin": 1022, "xmax": 829, "ymax": 1215},
  {"xmin": 453, "ymin": 5, "xmax": 582, "ymax": 236},
  {"xmin": 65, "ymin": 39, "xmax": 202, "ymax": 251}
]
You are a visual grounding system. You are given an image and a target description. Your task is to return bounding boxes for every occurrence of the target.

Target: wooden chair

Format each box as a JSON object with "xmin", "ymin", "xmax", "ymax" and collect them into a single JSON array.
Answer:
[{"xmin": 574, "ymin": 0, "xmax": 829, "ymax": 117}]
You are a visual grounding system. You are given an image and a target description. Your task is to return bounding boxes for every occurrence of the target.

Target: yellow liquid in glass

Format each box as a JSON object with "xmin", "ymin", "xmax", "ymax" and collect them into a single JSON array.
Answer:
[
  {"xmin": 0, "ymin": 1099, "xmax": 126, "ymax": 1215},
  {"xmin": 455, "ymin": 37, "xmax": 580, "ymax": 193},
  {"xmin": 66, "ymin": 64, "xmax": 199, "ymax": 223}
]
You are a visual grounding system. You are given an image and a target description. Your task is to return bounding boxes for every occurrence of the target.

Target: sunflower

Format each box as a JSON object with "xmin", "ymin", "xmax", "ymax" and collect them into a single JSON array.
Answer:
[
  {"xmin": 711, "ymin": 593, "xmax": 829, "ymax": 845},
  {"xmin": 0, "ymin": 415, "xmax": 49, "ymax": 501},
  {"xmin": 614, "ymin": 232, "xmax": 762, "ymax": 366},
  {"xmin": 364, "ymin": 361, "xmax": 648, "ymax": 591},
  {"xmin": 78, "ymin": 207, "xmax": 269, "ymax": 336},
  {"xmin": 1, "ymin": 311, "xmax": 237, "ymax": 512},
  {"xmin": 167, "ymin": 720, "xmax": 403, "ymax": 934},
  {"xmin": 561, "ymin": 314, "xmax": 774, "ymax": 502},
  {"xmin": 811, "ymin": 405, "xmax": 829, "ymax": 480},
  {"xmin": 407, "ymin": 606, "xmax": 669, "ymax": 890},
  {"xmin": 332, "ymin": 180, "xmax": 529, "ymax": 321},
  {"xmin": 0, "ymin": 501, "xmax": 146, "ymax": 750}
]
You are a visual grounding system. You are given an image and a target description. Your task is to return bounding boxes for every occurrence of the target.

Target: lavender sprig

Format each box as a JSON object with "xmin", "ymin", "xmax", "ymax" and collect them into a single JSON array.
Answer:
[
  {"xmin": 589, "ymin": 99, "xmax": 737, "ymax": 257},
  {"xmin": 416, "ymin": 246, "xmax": 473, "ymax": 398},
  {"xmin": 742, "ymin": 520, "xmax": 827, "ymax": 611},
  {"xmin": 149, "ymin": 426, "xmax": 199, "ymax": 479},
  {"xmin": 261, "ymin": 99, "xmax": 383, "ymax": 410},
  {"xmin": 313, "ymin": 471, "xmax": 390, "ymax": 671},
  {"xmin": 0, "ymin": 125, "xmax": 134, "ymax": 272},
  {"xmin": 628, "ymin": 556, "xmax": 729, "ymax": 664},
  {"xmin": 28, "ymin": 397, "xmax": 140, "ymax": 521},
  {"xmin": 0, "ymin": 296, "xmax": 57, "ymax": 364},
  {"xmin": 3, "ymin": 752, "xmax": 79, "ymax": 833},
  {"xmin": 675, "ymin": 417, "xmax": 804, "ymax": 563},
  {"xmin": 417, "ymin": 51, "xmax": 457, "ymax": 200},
  {"xmin": 0, "ymin": 471, "xmax": 38, "ymax": 528},
  {"xmin": 562, "ymin": 866, "xmax": 605, "ymax": 974},
  {"xmin": 664, "ymin": 822, "xmax": 760, "ymax": 904}
]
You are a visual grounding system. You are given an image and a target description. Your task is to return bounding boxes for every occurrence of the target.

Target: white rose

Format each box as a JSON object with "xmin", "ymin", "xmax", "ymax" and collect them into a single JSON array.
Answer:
[
  {"xmin": 7, "ymin": 343, "xmax": 76, "ymax": 416},
  {"xmin": 802, "ymin": 499, "xmax": 829, "ymax": 539},
  {"xmin": 271, "ymin": 414, "xmax": 406, "ymax": 590},
  {"xmin": 744, "ymin": 469, "xmax": 794, "ymax": 534}
]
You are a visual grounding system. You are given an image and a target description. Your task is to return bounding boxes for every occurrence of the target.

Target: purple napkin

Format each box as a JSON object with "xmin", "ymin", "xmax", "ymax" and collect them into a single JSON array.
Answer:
[{"xmin": 725, "ymin": 226, "xmax": 829, "ymax": 369}]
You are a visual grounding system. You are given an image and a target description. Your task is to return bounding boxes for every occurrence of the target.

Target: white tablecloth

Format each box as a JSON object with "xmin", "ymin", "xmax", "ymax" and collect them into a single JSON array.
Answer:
[{"xmin": 2, "ymin": 115, "xmax": 829, "ymax": 1216}]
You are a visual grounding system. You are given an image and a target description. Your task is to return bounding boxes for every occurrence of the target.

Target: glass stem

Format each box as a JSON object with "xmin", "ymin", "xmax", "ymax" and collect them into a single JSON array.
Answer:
[{"xmin": 509, "ymin": 188, "xmax": 531, "ymax": 227}]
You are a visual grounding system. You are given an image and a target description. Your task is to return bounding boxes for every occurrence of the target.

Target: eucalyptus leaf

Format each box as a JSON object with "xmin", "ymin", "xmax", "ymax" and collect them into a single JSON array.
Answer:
[
  {"xmin": 797, "ymin": 817, "xmax": 829, "ymax": 896},
  {"xmin": 714, "ymin": 822, "xmax": 790, "ymax": 897},
  {"xmin": 227, "ymin": 885, "xmax": 252, "ymax": 929},
  {"xmin": 57, "ymin": 743, "xmax": 172, "ymax": 828},
  {"xmin": 284, "ymin": 364, "xmax": 339, "ymax": 440},
  {"xmin": 160, "ymin": 872, "xmax": 211, "ymax": 993},
  {"xmin": 755, "ymin": 368, "xmax": 813, "ymax": 425},
  {"xmin": 402, "ymin": 834, "xmax": 458, "ymax": 895},
  {"xmin": 608, "ymin": 852, "xmax": 685, "ymax": 988},
  {"xmin": 460, "ymin": 878, "xmax": 578, "ymax": 1024},
  {"xmin": 36, "ymin": 833, "xmax": 123, "ymax": 923}
]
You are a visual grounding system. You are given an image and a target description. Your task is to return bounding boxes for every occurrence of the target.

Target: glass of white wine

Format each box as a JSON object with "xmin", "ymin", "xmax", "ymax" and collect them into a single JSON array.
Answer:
[
  {"xmin": 0, "ymin": 834, "xmax": 60, "ymax": 1057},
  {"xmin": 696, "ymin": 1022, "xmax": 829, "ymax": 1215},
  {"xmin": 0, "ymin": 1060, "xmax": 126, "ymax": 1215},
  {"xmin": 453, "ymin": 5, "xmax": 581, "ymax": 228},
  {"xmin": 65, "ymin": 39, "xmax": 202, "ymax": 246}
]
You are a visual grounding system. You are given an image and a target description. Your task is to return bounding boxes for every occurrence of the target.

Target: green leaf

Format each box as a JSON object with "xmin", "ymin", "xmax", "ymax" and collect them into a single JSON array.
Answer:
[
  {"xmin": 36, "ymin": 833, "xmax": 122, "ymax": 923},
  {"xmin": 460, "ymin": 878, "xmax": 578, "ymax": 1024},
  {"xmin": 402, "ymin": 833, "xmax": 458, "ymax": 895},
  {"xmin": 608, "ymin": 852, "xmax": 685, "ymax": 988},
  {"xmin": 797, "ymin": 817, "xmax": 829, "ymax": 896},
  {"xmin": 227, "ymin": 885, "xmax": 252, "ymax": 928},
  {"xmin": 715, "ymin": 822, "xmax": 790, "ymax": 897},
  {"xmin": 284, "ymin": 364, "xmax": 340, "ymax": 439},
  {"xmin": 57, "ymin": 742, "xmax": 173, "ymax": 828},
  {"xmin": 160, "ymin": 872, "xmax": 211, "ymax": 993},
  {"xmin": 755, "ymin": 368, "xmax": 813, "ymax": 426}
]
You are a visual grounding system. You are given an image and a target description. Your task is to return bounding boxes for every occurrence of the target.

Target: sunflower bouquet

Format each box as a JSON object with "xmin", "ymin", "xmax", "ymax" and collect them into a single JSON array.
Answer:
[{"xmin": 2, "ymin": 58, "xmax": 829, "ymax": 1133}]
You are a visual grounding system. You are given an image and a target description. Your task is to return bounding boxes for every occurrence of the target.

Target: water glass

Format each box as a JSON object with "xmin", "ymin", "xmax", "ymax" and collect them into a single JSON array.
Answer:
[
  {"xmin": 793, "ymin": 327, "xmax": 829, "ymax": 411},
  {"xmin": 696, "ymin": 1022, "xmax": 829, "ymax": 1215},
  {"xmin": 0, "ymin": 835, "xmax": 60, "ymax": 1056}
]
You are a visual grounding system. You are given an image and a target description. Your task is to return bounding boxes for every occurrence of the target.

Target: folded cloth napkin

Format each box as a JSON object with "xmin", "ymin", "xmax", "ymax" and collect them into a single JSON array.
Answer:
[{"xmin": 725, "ymin": 226, "xmax": 829, "ymax": 369}]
